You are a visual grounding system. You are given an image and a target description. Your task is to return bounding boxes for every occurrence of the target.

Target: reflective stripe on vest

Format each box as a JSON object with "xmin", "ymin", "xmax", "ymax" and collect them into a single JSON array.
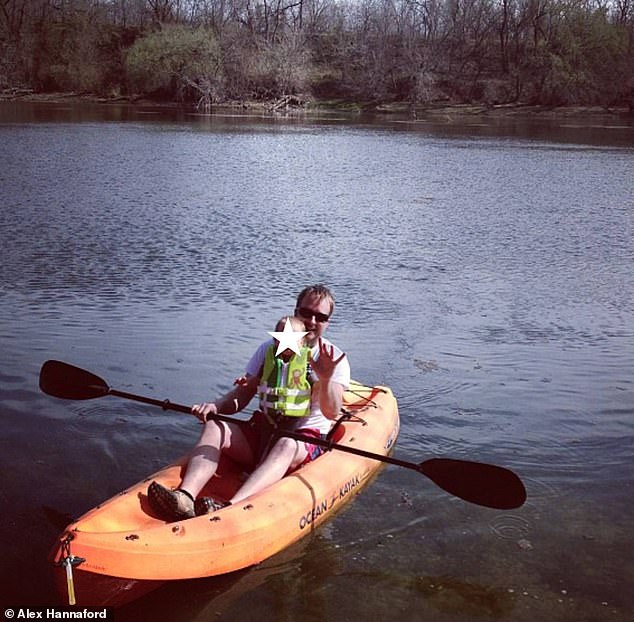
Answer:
[{"xmin": 257, "ymin": 345, "xmax": 311, "ymax": 417}]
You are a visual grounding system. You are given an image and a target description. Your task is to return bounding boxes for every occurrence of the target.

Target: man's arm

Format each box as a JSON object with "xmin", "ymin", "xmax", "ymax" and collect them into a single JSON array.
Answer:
[
  {"xmin": 192, "ymin": 374, "xmax": 259, "ymax": 421},
  {"xmin": 310, "ymin": 338, "xmax": 348, "ymax": 419},
  {"xmin": 216, "ymin": 374, "xmax": 259, "ymax": 413},
  {"xmin": 315, "ymin": 379, "xmax": 345, "ymax": 420}
]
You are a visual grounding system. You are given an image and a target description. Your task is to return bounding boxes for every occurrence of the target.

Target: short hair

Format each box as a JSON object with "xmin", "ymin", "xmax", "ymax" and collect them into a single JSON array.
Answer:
[
  {"xmin": 296, "ymin": 284, "xmax": 335, "ymax": 315},
  {"xmin": 275, "ymin": 315, "xmax": 306, "ymax": 333}
]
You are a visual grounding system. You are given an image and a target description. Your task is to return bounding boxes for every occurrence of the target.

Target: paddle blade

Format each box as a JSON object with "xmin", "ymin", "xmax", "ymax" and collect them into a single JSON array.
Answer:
[
  {"xmin": 419, "ymin": 458, "xmax": 527, "ymax": 509},
  {"xmin": 39, "ymin": 360, "xmax": 110, "ymax": 400}
]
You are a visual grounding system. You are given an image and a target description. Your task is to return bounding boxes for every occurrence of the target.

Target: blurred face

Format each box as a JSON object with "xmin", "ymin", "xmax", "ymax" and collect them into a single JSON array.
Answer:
[
  {"xmin": 295, "ymin": 294, "xmax": 332, "ymax": 346},
  {"xmin": 274, "ymin": 317, "xmax": 306, "ymax": 360}
]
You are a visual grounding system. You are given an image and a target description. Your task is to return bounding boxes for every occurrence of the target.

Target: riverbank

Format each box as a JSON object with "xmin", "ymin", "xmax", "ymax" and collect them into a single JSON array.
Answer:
[{"xmin": 1, "ymin": 88, "xmax": 631, "ymax": 120}]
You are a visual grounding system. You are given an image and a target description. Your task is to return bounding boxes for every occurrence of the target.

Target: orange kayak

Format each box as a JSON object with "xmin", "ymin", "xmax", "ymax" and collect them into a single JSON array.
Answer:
[{"xmin": 50, "ymin": 382, "xmax": 400, "ymax": 607}]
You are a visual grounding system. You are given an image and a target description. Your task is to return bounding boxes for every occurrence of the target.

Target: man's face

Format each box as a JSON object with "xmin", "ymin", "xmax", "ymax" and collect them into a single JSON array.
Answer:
[{"xmin": 296, "ymin": 294, "xmax": 331, "ymax": 346}]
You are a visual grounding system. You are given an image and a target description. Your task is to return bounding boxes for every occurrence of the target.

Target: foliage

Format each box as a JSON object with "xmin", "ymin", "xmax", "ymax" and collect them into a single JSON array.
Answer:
[
  {"xmin": 1, "ymin": 0, "xmax": 633, "ymax": 108},
  {"xmin": 125, "ymin": 25, "xmax": 223, "ymax": 102}
]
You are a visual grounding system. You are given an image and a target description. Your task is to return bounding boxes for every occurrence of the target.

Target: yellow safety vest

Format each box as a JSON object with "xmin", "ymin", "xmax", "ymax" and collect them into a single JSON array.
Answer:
[{"xmin": 257, "ymin": 345, "xmax": 312, "ymax": 417}]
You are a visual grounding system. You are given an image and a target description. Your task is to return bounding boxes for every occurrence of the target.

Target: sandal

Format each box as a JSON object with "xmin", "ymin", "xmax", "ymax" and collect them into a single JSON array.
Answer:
[
  {"xmin": 148, "ymin": 481, "xmax": 195, "ymax": 521},
  {"xmin": 194, "ymin": 496, "xmax": 230, "ymax": 516}
]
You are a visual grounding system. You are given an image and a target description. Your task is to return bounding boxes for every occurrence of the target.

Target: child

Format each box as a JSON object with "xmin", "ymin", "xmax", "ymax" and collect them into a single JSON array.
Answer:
[{"xmin": 236, "ymin": 315, "xmax": 313, "ymax": 421}]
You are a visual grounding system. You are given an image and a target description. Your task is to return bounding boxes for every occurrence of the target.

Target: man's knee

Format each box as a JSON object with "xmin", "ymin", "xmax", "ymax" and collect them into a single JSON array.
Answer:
[
  {"xmin": 274, "ymin": 436, "xmax": 299, "ymax": 453},
  {"xmin": 200, "ymin": 420, "xmax": 226, "ymax": 446},
  {"xmin": 272, "ymin": 436, "xmax": 308, "ymax": 468}
]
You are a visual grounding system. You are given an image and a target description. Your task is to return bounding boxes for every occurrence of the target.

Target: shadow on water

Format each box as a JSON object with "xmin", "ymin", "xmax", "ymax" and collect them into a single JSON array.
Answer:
[
  {"xmin": 117, "ymin": 529, "xmax": 516, "ymax": 621},
  {"xmin": 41, "ymin": 506, "xmax": 75, "ymax": 532},
  {"xmin": 116, "ymin": 536, "xmax": 319, "ymax": 621}
]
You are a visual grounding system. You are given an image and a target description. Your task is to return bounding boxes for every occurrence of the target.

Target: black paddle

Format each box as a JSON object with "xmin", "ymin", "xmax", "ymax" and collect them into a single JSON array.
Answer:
[{"xmin": 39, "ymin": 360, "xmax": 527, "ymax": 510}]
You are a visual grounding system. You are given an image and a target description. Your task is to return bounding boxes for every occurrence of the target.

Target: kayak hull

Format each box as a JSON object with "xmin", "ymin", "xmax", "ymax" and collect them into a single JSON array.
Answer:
[{"xmin": 50, "ymin": 382, "xmax": 399, "ymax": 607}]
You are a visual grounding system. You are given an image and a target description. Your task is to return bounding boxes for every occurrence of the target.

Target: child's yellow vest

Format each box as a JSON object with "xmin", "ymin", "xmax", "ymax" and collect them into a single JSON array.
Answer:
[{"xmin": 257, "ymin": 345, "xmax": 311, "ymax": 417}]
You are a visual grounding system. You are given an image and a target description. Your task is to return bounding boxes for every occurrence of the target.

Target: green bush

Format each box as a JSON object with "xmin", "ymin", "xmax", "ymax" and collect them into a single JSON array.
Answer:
[{"xmin": 125, "ymin": 25, "xmax": 224, "ymax": 102}]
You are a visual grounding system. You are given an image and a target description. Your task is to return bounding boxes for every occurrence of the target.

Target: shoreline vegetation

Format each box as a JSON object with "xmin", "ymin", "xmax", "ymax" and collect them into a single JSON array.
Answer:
[
  {"xmin": 1, "ymin": 1, "xmax": 632, "ymax": 120},
  {"xmin": 1, "ymin": 88, "xmax": 631, "ymax": 121}
]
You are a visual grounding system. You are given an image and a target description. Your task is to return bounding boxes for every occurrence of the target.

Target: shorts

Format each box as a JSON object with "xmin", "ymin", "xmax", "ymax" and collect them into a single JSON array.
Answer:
[{"xmin": 245, "ymin": 411, "xmax": 325, "ymax": 471}]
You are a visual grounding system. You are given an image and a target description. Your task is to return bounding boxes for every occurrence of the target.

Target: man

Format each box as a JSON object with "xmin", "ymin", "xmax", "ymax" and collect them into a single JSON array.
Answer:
[{"xmin": 148, "ymin": 284, "xmax": 350, "ymax": 520}]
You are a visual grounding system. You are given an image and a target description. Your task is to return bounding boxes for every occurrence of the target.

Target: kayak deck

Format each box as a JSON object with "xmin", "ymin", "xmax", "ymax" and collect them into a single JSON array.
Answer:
[{"xmin": 50, "ymin": 382, "xmax": 399, "ymax": 606}]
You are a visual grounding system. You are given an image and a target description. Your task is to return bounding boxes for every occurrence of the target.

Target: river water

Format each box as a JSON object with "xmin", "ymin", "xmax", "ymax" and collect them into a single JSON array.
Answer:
[{"xmin": 1, "ymin": 102, "xmax": 633, "ymax": 620}]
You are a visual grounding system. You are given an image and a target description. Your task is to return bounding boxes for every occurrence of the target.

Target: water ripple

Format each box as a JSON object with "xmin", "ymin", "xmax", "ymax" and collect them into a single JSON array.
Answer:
[{"xmin": 489, "ymin": 514, "xmax": 531, "ymax": 540}]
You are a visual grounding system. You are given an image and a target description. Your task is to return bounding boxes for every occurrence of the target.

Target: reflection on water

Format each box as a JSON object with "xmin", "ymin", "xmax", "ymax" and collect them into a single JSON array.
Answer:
[{"xmin": 0, "ymin": 103, "xmax": 633, "ymax": 618}]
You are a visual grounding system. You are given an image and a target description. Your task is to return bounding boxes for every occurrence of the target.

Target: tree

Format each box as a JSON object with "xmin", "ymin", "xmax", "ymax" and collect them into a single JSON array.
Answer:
[{"xmin": 125, "ymin": 24, "xmax": 224, "ymax": 103}]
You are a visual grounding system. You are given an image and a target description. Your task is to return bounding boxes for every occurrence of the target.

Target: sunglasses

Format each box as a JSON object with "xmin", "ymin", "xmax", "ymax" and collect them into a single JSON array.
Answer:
[{"xmin": 296, "ymin": 307, "xmax": 330, "ymax": 323}]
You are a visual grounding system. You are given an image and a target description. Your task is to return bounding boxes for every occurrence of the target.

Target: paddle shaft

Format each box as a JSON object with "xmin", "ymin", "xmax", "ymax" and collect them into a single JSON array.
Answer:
[
  {"xmin": 108, "ymin": 388, "xmax": 234, "ymax": 424},
  {"xmin": 38, "ymin": 359, "xmax": 392, "ymax": 457},
  {"xmin": 39, "ymin": 360, "xmax": 527, "ymax": 509},
  {"xmin": 108, "ymin": 387, "xmax": 404, "ymax": 468},
  {"xmin": 110, "ymin": 389, "xmax": 490, "ymax": 487}
]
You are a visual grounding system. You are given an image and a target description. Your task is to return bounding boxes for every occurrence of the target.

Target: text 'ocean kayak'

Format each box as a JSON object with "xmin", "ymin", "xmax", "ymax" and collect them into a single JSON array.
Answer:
[{"xmin": 50, "ymin": 381, "xmax": 400, "ymax": 607}]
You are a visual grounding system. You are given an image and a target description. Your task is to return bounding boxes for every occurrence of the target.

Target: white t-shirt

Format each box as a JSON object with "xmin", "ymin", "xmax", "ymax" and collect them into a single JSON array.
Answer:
[{"xmin": 245, "ymin": 337, "xmax": 350, "ymax": 434}]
